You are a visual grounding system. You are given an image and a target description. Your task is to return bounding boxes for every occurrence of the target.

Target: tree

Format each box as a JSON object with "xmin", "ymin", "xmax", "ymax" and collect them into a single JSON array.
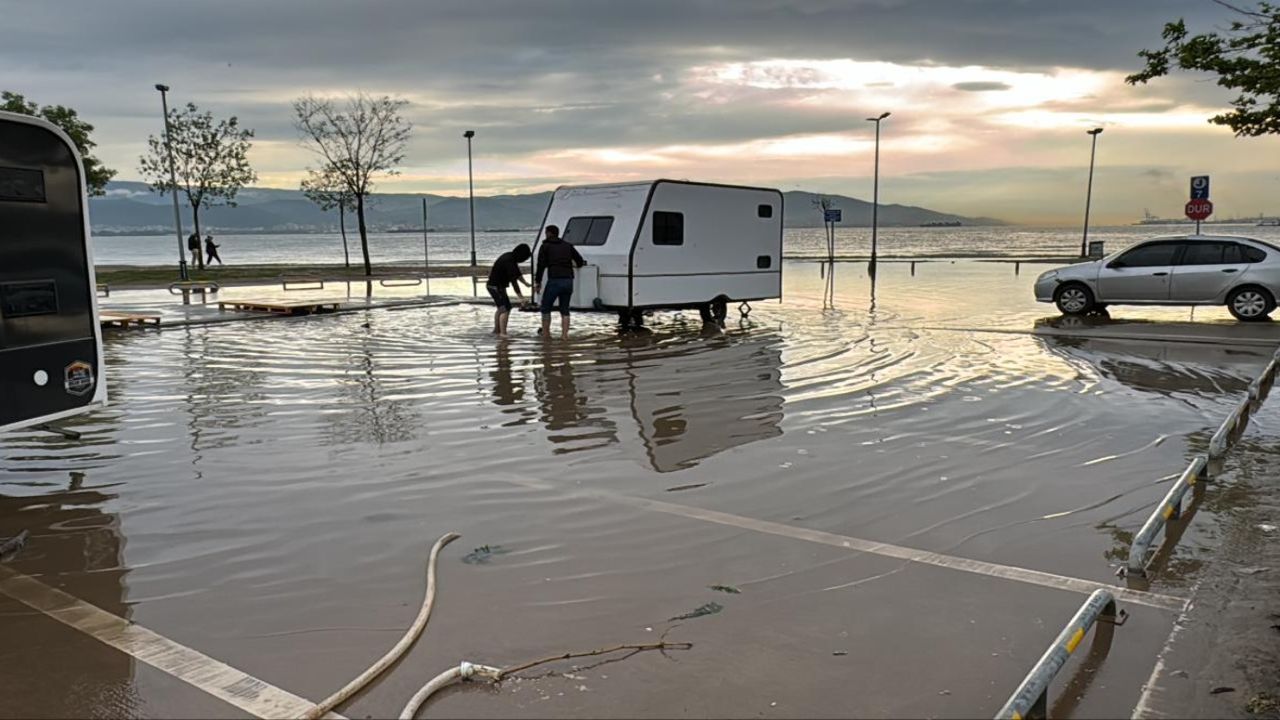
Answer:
[
  {"xmin": 138, "ymin": 103, "xmax": 256, "ymax": 269},
  {"xmin": 301, "ymin": 168, "xmax": 356, "ymax": 269},
  {"xmin": 293, "ymin": 93, "xmax": 411, "ymax": 276},
  {"xmin": 1, "ymin": 91, "xmax": 117, "ymax": 195},
  {"xmin": 1126, "ymin": 1, "xmax": 1280, "ymax": 136}
]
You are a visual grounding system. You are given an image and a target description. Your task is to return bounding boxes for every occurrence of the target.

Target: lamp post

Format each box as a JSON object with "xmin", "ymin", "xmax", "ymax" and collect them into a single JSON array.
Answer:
[
  {"xmin": 866, "ymin": 111, "xmax": 890, "ymax": 275},
  {"xmin": 155, "ymin": 83, "xmax": 188, "ymax": 280},
  {"xmin": 464, "ymin": 130, "xmax": 477, "ymax": 267},
  {"xmin": 1080, "ymin": 127, "xmax": 1103, "ymax": 258}
]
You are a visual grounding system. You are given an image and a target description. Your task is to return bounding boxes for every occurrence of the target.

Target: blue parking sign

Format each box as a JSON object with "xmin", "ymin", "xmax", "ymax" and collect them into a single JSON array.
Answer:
[
  {"xmin": 1190, "ymin": 175, "xmax": 1210, "ymax": 200},
  {"xmin": 824, "ymin": 208, "xmax": 842, "ymax": 223}
]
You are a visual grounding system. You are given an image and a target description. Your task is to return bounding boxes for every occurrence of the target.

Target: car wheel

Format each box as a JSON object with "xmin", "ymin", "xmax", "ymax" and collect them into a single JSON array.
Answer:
[
  {"xmin": 1227, "ymin": 286, "xmax": 1275, "ymax": 322},
  {"xmin": 1053, "ymin": 283, "xmax": 1094, "ymax": 315}
]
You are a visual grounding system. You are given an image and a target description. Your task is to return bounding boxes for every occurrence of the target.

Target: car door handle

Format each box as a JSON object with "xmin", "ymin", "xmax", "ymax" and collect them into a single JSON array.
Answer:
[
  {"xmin": 1222, "ymin": 268, "xmax": 1239, "ymax": 273},
  {"xmin": 1152, "ymin": 272, "xmax": 1168, "ymax": 276}
]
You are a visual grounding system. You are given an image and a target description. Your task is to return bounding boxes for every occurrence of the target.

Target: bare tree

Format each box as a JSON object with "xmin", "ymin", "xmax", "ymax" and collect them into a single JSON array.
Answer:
[
  {"xmin": 293, "ymin": 93, "xmax": 411, "ymax": 276},
  {"xmin": 301, "ymin": 168, "xmax": 356, "ymax": 270},
  {"xmin": 138, "ymin": 103, "xmax": 256, "ymax": 269}
]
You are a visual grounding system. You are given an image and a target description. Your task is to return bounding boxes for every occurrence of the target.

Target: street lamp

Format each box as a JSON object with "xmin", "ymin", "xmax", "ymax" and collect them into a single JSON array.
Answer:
[
  {"xmin": 1080, "ymin": 127, "xmax": 1104, "ymax": 258},
  {"xmin": 464, "ymin": 130, "xmax": 476, "ymax": 267},
  {"xmin": 155, "ymin": 83, "xmax": 188, "ymax": 280},
  {"xmin": 866, "ymin": 111, "xmax": 890, "ymax": 275}
]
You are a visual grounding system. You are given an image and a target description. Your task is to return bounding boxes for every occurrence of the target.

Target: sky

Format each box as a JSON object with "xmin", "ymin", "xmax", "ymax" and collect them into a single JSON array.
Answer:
[{"xmin": 3, "ymin": 0, "xmax": 1277, "ymax": 224}]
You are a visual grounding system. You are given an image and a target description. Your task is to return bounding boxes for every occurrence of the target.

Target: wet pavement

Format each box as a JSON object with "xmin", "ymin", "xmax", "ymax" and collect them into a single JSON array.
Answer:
[{"xmin": 1, "ymin": 259, "xmax": 1276, "ymax": 718}]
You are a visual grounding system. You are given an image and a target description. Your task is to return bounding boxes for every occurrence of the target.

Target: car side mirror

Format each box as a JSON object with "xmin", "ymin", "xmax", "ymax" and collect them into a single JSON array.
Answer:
[{"xmin": 1107, "ymin": 260, "xmax": 1124, "ymax": 269}]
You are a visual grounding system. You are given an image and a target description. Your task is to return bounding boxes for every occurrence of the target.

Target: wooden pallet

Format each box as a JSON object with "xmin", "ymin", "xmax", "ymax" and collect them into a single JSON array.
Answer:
[
  {"xmin": 99, "ymin": 311, "xmax": 161, "ymax": 329},
  {"xmin": 217, "ymin": 299, "xmax": 344, "ymax": 316}
]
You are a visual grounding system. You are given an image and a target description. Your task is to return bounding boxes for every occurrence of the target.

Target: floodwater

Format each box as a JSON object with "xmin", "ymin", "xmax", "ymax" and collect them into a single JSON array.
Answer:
[{"xmin": 1, "ymin": 260, "xmax": 1273, "ymax": 718}]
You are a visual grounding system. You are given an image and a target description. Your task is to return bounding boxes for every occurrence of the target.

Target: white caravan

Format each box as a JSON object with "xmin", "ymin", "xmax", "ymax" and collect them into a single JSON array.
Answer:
[{"xmin": 531, "ymin": 180, "xmax": 784, "ymax": 325}]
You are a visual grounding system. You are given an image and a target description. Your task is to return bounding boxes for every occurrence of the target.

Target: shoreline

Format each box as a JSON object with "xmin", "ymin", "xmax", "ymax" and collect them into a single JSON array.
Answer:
[
  {"xmin": 94, "ymin": 263, "xmax": 487, "ymax": 290},
  {"xmin": 93, "ymin": 254, "xmax": 1081, "ymax": 290}
]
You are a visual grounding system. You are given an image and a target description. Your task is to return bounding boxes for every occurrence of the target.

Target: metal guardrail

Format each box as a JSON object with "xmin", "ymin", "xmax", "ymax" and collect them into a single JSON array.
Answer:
[
  {"xmin": 1124, "ymin": 455, "xmax": 1206, "ymax": 577},
  {"xmin": 1208, "ymin": 398, "xmax": 1252, "ymax": 460},
  {"xmin": 1128, "ymin": 347, "xmax": 1280, "ymax": 577},
  {"xmin": 994, "ymin": 590, "xmax": 1125, "ymax": 720},
  {"xmin": 282, "ymin": 278, "xmax": 324, "ymax": 291},
  {"xmin": 995, "ymin": 346, "xmax": 1278, "ymax": 715},
  {"xmin": 378, "ymin": 278, "xmax": 423, "ymax": 287}
]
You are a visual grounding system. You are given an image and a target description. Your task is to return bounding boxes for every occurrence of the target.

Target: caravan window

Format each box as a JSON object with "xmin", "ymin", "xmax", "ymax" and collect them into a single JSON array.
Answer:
[
  {"xmin": 563, "ymin": 216, "xmax": 613, "ymax": 246},
  {"xmin": 652, "ymin": 211, "xmax": 684, "ymax": 246}
]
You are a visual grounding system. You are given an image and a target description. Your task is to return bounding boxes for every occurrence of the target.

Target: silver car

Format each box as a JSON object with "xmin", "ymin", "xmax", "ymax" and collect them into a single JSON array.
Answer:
[{"xmin": 1034, "ymin": 235, "xmax": 1280, "ymax": 321}]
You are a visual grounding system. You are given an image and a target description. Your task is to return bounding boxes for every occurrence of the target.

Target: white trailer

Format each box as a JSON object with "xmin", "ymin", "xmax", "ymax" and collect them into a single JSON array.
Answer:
[{"xmin": 531, "ymin": 180, "xmax": 783, "ymax": 324}]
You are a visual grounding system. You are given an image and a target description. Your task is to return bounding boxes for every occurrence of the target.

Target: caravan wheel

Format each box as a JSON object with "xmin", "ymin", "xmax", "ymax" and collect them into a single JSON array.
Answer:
[
  {"xmin": 698, "ymin": 304, "xmax": 714, "ymax": 323},
  {"xmin": 711, "ymin": 299, "xmax": 728, "ymax": 323}
]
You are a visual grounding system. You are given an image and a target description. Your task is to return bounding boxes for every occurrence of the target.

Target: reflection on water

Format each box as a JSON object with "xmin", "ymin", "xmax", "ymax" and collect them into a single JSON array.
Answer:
[
  {"xmin": 0, "ymin": 469, "xmax": 134, "ymax": 717},
  {"xmin": 615, "ymin": 329, "xmax": 783, "ymax": 473},
  {"xmin": 1037, "ymin": 334, "xmax": 1257, "ymax": 399},
  {"xmin": 486, "ymin": 326, "xmax": 785, "ymax": 471},
  {"xmin": 325, "ymin": 318, "xmax": 421, "ymax": 446},
  {"xmin": 531, "ymin": 343, "xmax": 619, "ymax": 455}
]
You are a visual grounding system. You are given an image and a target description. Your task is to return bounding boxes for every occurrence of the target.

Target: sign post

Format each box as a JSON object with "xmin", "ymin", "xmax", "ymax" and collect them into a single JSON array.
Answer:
[
  {"xmin": 822, "ymin": 208, "xmax": 840, "ymax": 276},
  {"xmin": 1188, "ymin": 175, "xmax": 1211, "ymax": 233}
]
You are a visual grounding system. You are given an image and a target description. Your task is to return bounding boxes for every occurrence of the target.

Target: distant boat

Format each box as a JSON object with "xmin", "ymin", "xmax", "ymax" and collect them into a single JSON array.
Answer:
[{"xmin": 1136, "ymin": 209, "xmax": 1280, "ymax": 226}]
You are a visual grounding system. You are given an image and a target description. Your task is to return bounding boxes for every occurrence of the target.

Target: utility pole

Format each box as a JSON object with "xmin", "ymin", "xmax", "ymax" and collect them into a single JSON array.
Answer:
[
  {"xmin": 464, "ymin": 130, "xmax": 477, "ymax": 267},
  {"xmin": 1080, "ymin": 127, "xmax": 1103, "ymax": 257},
  {"xmin": 866, "ymin": 112, "xmax": 890, "ymax": 276},
  {"xmin": 155, "ymin": 83, "xmax": 188, "ymax": 280}
]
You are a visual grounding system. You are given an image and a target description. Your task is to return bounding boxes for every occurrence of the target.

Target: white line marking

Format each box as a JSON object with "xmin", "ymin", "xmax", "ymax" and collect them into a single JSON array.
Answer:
[
  {"xmin": 1130, "ymin": 586, "xmax": 1202, "ymax": 719},
  {"xmin": 0, "ymin": 565, "xmax": 341, "ymax": 719},
  {"xmin": 565, "ymin": 487, "xmax": 1188, "ymax": 612}
]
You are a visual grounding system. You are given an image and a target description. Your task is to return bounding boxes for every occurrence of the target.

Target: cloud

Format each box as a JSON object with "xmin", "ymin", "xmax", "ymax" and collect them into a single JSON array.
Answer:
[
  {"xmin": 952, "ymin": 81, "xmax": 1013, "ymax": 92},
  {"xmin": 0, "ymin": 0, "xmax": 1261, "ymax": 222}
]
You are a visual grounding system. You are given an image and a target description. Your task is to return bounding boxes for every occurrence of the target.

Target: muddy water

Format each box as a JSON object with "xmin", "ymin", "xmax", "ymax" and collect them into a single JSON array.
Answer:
[{"xmin": 0, "ymin": 261, "xmax": 1270, "ymax": 718}]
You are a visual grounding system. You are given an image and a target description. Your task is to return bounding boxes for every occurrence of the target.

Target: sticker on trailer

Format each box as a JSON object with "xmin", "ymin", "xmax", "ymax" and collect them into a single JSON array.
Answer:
[{"xmin": 64, "ymin": 361, "xmax": 95, "ymax": 396}]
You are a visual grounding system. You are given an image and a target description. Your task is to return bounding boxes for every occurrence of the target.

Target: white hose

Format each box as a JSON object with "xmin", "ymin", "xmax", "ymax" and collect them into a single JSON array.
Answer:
[
  {"xmin": 301, "ymin": 532, "xmax": 461, "ymax": 720},
  {"xmin": 399, "ymin": 661, "xmax": 501, "ymax": 720}
]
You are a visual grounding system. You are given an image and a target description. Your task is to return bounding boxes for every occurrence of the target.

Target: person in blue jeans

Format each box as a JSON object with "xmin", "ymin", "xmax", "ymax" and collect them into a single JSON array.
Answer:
[{"xmin": 533, "ymin": 224, "xmax": 585, "ymax": 340}]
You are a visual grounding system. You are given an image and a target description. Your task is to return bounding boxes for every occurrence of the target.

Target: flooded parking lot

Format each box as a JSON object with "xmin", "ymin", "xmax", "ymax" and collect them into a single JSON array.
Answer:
[{"xmin": 1, "ymin": 260, "xmax": 1275, "ymax": 718}]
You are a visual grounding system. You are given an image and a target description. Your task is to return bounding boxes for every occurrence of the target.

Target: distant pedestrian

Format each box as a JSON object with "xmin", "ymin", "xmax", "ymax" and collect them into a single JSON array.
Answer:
[
  {"xmin": 534, "ymin": 225, "xmax": 585, "ymax": 340},
  {"xmin": 187, "ymin": 232, "xmax": 201, "ymax": 267},
  {"xmin": 204, "ymin": 235, "xmax": 223, "ymax": 266},
  {"xmin": 486, "ymin": 242, "xmax": 532, "ymax": 337}
]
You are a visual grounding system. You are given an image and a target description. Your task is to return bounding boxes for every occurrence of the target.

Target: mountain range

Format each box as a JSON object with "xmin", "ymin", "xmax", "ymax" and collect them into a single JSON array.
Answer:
[{"xmin": 89, "ymin": 181, "xmax": 1005, "ymax": 234}]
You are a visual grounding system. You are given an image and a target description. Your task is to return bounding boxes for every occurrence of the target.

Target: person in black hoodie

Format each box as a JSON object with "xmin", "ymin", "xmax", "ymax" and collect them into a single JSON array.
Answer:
[
  {"xmin": 533, "ymin": 224, "xmax": 585, "ymax": 340},
  {"xmin": 486, "ymin": 242, "xmax": 531, "ymax": 337}
]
